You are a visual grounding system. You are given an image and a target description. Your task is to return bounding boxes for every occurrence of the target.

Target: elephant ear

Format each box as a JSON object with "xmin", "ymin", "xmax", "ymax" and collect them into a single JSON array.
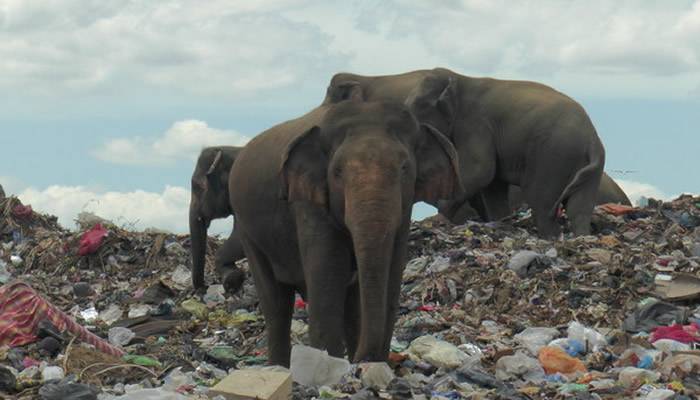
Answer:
[
  {"xmin": 414, "ymin": 124, "xmax": 463, "ymax": 205},
  {"xmin": 406, "ymin": 74, "xmax": 458, "ymax": 135},
  {"xmin": 279, "ymin": 126, "xmax": 329, "ymax": 207},
  {"xmin": 192, "ymin": 148, "xmax": 222, "ymax": 192},
  {"xmin": 324, "ymin": 80, "xmax": 364, "ymax": 104},
  {"xmin": 205, "ymin": 149, "xmax": 223, "ymax": 176}
]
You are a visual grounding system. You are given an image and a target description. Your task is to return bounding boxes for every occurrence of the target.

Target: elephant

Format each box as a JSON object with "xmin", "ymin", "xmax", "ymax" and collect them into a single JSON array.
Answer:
[
  {"xmin": 508, "ymin": 172, "xmax": 631, "ymax": 212},
  {"xmin": 324, "ymin": 68, "xmax": 606, "ymax": 238},
  {"xmin": 189, "ymin": 146, "xmax": 246, "ymax": 294},
  {"xmin": 229, "ymin": 100, "xmax": 461, "ymax": 366}
]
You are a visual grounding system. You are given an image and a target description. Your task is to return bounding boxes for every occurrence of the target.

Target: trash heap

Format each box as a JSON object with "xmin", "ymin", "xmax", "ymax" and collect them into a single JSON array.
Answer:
[{"xmin": 1, "ymin": 191, "xmax": 700, "ymax": 400}]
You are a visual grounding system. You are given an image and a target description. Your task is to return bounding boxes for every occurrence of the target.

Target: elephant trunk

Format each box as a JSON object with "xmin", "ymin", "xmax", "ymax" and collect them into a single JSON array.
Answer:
[
  {"xmin": 346, "ymin": 184, "xmax": 401, "ymax": 362},
  {"xmin": 189, "ymin": 202, "xmax": 209, "ymax": 290}
]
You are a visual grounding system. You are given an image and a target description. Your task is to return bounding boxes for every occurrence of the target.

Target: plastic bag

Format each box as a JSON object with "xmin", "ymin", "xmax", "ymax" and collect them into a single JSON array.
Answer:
[
  {"xmin": 290, "ymin": 345, "xmax": 350, "ymax": 387},
  {"xmin": 78, "ymin": 224, "xmax": 108, "ymax": 256},
  {"xmin": 538, "ymin": 346, "xmax": 587, "ymax": 375},
  {"xmin": 514, "ymin": 327, "xmax": 559, "ymax": 355},
  {"xmin": 567, "ymin": 321, "xmax": 607, "ymax": 353}
]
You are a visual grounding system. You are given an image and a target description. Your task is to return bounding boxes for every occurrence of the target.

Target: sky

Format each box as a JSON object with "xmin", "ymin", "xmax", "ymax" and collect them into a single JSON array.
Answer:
[{"xmin": 1, "ymin": 0, "xmax": 699, "ymax": 235}]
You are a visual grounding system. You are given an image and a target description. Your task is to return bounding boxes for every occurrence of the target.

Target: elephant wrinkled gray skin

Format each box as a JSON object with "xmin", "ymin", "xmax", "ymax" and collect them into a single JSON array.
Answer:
[
  {"xmin": 324, "ymin": 68, "xmax": 606, "ymax": 238},
  {"xmin": 230, "ymin": 101, "xmax": 461, "ymax": 366},
  {"xmin": 508, "ymin": 172, "xmax": 631, "ymax": 213},
  {"xmin": 189, "ymin": 146, "xmax": 246, "ymax": 294}
]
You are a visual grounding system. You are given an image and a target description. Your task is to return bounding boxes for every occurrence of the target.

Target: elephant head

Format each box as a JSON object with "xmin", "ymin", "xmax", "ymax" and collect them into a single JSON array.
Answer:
[
  {"xmin": 405, "ymin": 71, "xmax": 460, "ymax": 139},
  {"xmin": 280, "ymin": 101, "xmax": 462, "ymax": 361},
  {"xmin": 189, "ymin": 146, "xmax": 239, "ymax": 290}
]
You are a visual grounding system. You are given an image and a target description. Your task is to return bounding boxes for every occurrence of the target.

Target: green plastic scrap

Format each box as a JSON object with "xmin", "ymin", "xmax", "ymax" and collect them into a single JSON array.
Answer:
[
  {"xmin": 208, "ymin": 309, "xmax": 258, "ymax": 327},
  {"xmin": 559, "ymin": 383, "xmax": 589, "ymax": 394},
  {"xmin": 181, "ymin": 299, "xmax": 209, "ymax": 319},
  {"xmin": 122, "ymin": 354, "xmax": 162, "ymax": 368}
]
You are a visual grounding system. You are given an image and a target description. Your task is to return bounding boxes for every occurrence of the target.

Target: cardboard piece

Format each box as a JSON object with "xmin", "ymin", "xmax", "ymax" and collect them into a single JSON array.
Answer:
[
  {"xmin": 208, "ymin": 369, "xmax": 292, "ymax": 400},
  {"xmin": 655, "ymin": 273, "xmax": 700, "ymax": 301}
]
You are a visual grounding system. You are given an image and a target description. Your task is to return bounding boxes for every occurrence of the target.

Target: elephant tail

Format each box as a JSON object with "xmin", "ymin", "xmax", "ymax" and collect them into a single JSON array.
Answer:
[{"xmin": 549, "ymin": 137, "xmax": 605, "ymax": 218}]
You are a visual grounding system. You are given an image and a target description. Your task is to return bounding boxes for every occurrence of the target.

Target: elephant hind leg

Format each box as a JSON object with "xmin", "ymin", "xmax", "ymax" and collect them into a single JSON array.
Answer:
[
  {"xmin": 241, "ymin": 237, "xmax": 294, "ymax": 367},
  {"xmin": 564, "ymin": 174, "xmax": 602, "ymax": 236},
  {"xmin": 523, "ymin": 170, "xmax": 572, "ymax": 239}
]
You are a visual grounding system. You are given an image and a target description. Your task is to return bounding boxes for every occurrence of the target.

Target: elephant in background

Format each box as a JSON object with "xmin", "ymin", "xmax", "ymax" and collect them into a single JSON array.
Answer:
[
  {"xmin": 324, "ymin": 67, "xmax": 606, "ymax": 238},
  {"xmin": 230, "ymin": 101, "xmax": 461, "ymax": 366},
  {"xmin": 189, "ymin": 146, "xmax": 246, "ymax": 294},
  {"xmin": 508, "ymin": 172, "xmax": 631, "ymax": 212},
  {"xmin": 431, "ymin": 172, "xmax": 630, "ymax": 223}
]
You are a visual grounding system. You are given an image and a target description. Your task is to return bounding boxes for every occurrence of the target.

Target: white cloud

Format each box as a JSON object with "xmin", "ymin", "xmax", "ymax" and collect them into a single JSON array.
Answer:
[
  {"xmin": 0, "ymin": 176, "xmax": 24, "ymax": 196},
  {"xmin": 284, "ymin": 1, "xmax": 700, "ymax": 99},
  {"xmin": 0, "ymin": 0, "xmax": 347, "ymax": 96},
  {"xmin": 1, "ymin": 1, "xmax": 699, "ymax": 100},
  {"xmin": 616, "ymin": 179, "xmax": 670, "ymax": 206},
  {"xmin": 93, "ymin": 119, "xmax": 250, "ymax": 165},
  {"xmin": 16, "ymin": 184, "xmax": 202, "ymax": 234}
]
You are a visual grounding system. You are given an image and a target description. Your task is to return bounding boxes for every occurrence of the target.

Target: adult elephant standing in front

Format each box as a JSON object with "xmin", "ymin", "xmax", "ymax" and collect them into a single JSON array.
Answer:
[
  {"xmin": 324, "ymin": 68, "xmax": 606, "ymax": 238},
  {"xmin": 189, "ymin": 146, "xmax": 246, "ymax": 294},
  {"xmin": 230, "ymin": 101, "xmax": 461, "ymax": 366}
]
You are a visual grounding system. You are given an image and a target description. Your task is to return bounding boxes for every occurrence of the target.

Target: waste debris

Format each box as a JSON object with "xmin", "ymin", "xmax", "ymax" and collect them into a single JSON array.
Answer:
[{"xmin": 2, "ymin": 192, "xmax": 700, "ymax": 398}]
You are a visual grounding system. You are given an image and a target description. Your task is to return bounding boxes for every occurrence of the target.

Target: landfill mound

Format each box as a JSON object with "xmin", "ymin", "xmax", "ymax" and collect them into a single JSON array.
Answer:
[{"xmin": 1, "ymin": 192, "xmax": 700, "ymax": 399}]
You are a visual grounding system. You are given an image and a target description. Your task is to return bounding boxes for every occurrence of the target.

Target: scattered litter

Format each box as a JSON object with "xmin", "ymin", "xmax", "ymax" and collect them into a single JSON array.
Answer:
[{"xmin": 2, "ymin": 192, "xmax": 700, "ymax": 399}]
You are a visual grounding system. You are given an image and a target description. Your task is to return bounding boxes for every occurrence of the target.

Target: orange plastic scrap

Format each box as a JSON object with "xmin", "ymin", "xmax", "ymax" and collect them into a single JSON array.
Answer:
[
  {"xmin": 538, "ymin": 346, "xmax": 587, "ymax": 375},
  {"xmin": 598, "ymin": 203, "xmax": 636, "ymax": 216}
]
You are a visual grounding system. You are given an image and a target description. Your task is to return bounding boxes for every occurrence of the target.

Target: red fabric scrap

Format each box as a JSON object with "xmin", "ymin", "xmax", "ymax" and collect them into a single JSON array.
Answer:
[
  {"xmin": 0, "ymin": 281, "xmax": 124, "ymax": 357},
  {"xmin": 294, "ymin": 297, "xmax": 307, "ymax": 309},
  {"xmin": 418, "ymin": 304, "xmax": 436, "ymax": 312},
  {"xmin": 78, "ymin": 224, "xmax": 108, "ymax": 256},
  {"xmin": 12, "ymin": 205, "xmax": 33, "ymax": 219},
  {"xmin": 650, "ymin": 323, "xmax": 700, "ymax": 344}
]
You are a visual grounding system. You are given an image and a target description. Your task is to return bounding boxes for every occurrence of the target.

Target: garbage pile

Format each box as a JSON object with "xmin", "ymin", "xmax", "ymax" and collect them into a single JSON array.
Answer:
[{"xmin": 1, "ymin": 192, "xmax": 700, "ymax": 399}]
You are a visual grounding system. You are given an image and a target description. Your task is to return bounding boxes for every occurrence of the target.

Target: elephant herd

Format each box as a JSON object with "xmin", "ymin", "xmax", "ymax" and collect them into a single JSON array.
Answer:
[{"xmin": 187, "ymin": 68, "xmax": 631, "ymax": 365}]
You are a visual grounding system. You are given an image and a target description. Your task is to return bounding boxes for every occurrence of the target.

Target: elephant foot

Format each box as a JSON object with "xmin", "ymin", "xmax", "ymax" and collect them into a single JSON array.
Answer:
[
  {"xmin": 223, "ymin": 269, "xmax": 246, "ymax": 294},
  {"xmin": 193, "ymin": 284, "xmax": 208, "ymax": 296}
]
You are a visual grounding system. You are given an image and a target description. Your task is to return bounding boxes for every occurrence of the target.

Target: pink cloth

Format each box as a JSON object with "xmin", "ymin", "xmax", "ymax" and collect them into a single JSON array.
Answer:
[
  {"xmin": 78, "ymin": 224, "xmax": 108, "ymax": 256},
  {"xmin": 650, "ymin": 323, "xmax": 700, "ymax": 344},
  {"xmin": 0, "ymin": 281, "xmax": 124, "ymax": 357}
]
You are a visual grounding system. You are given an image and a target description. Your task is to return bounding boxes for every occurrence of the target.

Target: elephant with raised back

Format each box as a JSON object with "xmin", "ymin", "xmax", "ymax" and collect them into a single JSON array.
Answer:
[
  {"xmin": 229, "ymin": 100, "xmax": 461, "ymax": 366},
  {"xmin": 324, "ymin": 68, "xmax": 606, "ymax": 238},
  {"xmin": 189, "ymin": 146, "xmax": 246, "ymax": 294}
]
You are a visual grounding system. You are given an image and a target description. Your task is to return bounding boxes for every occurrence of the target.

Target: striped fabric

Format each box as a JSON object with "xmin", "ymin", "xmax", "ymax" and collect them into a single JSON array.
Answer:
[{"xmin": 0, "ymin": 281, "xmax": 125, "ymax": 357}]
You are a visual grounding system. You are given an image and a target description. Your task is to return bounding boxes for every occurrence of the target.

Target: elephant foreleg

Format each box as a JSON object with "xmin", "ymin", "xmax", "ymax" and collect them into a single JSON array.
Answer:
[
  {"xmin": 437, "ymin": 124, "xmax": 498, "ymax": 222},
  {"xmin": 479, "ymin": 180, "xmax": 512, "ymax": 221},
  {"xmin": 294, "ymin": 204, "xmax": 354, "ymax": 358}
]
